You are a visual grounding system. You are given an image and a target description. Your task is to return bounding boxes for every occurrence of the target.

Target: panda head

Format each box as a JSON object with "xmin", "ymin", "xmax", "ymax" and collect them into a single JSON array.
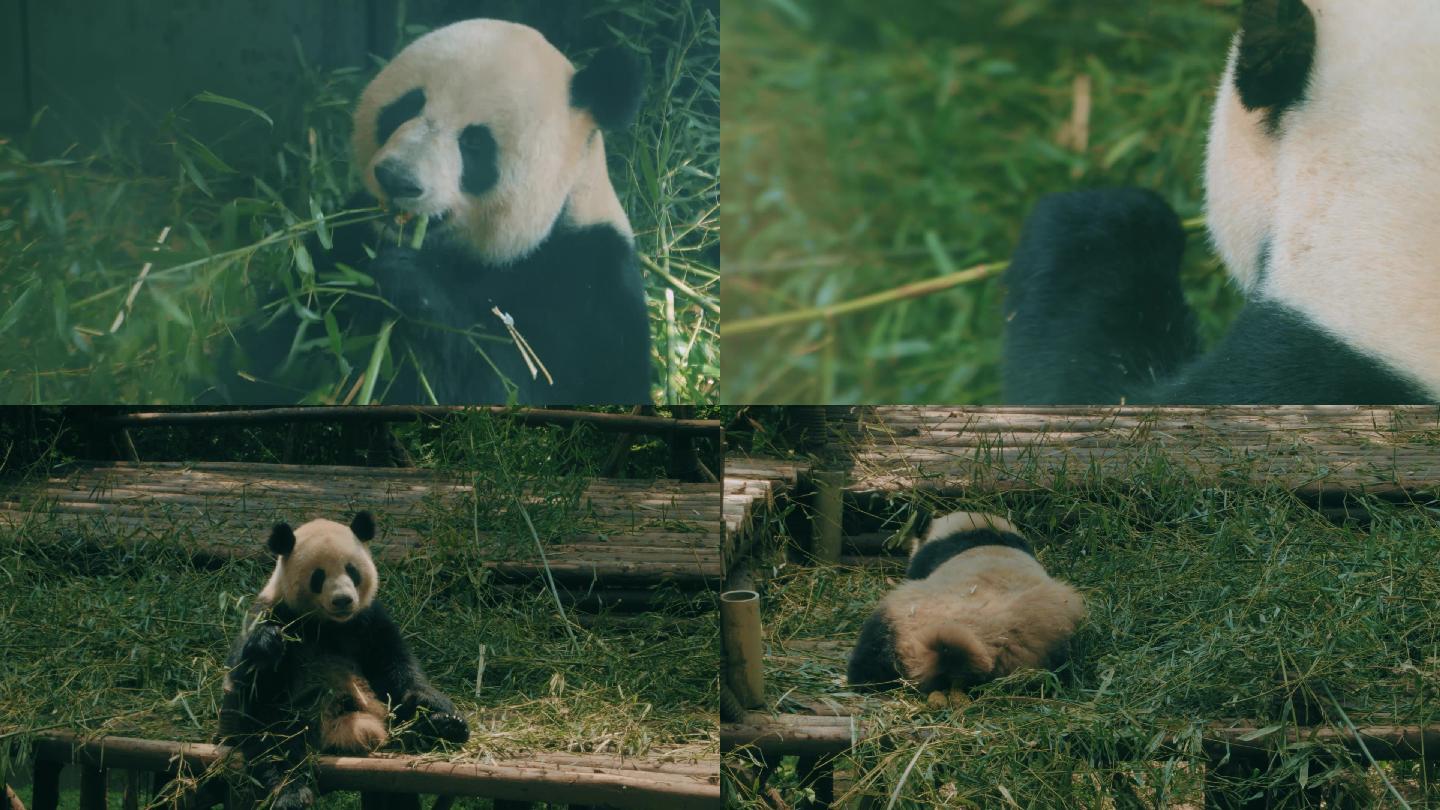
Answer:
[
  {"xmin": 352, "ymin": 19, "xmax": 644, "ymax": 265},
  {"xmin": 261, "ymin": 512, "xmax": 379, "ymax": 623},
  {"xmin": 1206, "ymin": 0, "xmax": 1440, "ymax": 291}
]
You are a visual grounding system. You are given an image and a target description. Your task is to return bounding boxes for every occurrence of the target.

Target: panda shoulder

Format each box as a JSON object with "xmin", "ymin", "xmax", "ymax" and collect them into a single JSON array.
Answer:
[{"xmin": 905, "ymin": 530, "xmax": 1035, "ymax": 580}]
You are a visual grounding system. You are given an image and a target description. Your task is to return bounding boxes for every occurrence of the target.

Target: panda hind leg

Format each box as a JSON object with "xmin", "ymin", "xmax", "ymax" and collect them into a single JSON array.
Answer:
[
  {"xmin": 1001, "ymin": 187, "xmax": 1196, "ymax": 405},
  {"xmin": 322, "ymin": 674, "xmax": 390, "ymax": 754}
]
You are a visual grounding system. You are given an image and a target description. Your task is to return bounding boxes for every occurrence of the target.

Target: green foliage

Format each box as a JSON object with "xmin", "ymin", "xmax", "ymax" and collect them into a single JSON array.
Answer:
[
  {"xmin": 723, "ymin": 0, "xmax": 1243, "ymax": 403},
  {"xmin": 0, "ymin": 0, "xmax": 717, "ymax": 405}
]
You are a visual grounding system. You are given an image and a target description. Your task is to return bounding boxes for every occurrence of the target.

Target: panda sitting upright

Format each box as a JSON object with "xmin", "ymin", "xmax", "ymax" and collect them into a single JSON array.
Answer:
[
  {"xmin": 232, "ymin": 19, "xmax": 651, "ymax": 405},
  {"xmin": 1002, "ymin": 0, "xmax": 1440, "ymax": 404},
  {"xmin": 847, "ymin": 512, "xmax": 1084, "ymax": 700},
  {"xmin": 219, "ymin": 513, "xmax": 468, "ymax": 810}
]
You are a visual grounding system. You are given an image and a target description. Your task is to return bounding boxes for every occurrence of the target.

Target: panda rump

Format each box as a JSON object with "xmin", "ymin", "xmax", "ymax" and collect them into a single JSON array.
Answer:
[{"xmin": 847, "ymin": 513, "xmax": 1084, "ymax": 694}]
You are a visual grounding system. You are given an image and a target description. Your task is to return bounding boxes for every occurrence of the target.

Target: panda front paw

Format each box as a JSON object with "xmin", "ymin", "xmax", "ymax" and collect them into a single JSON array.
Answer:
[
  {"xmin": 401, "ymin": 690, "xmax": 471, "ymax": 745},
  {"xmin": 268, "ymin": 783, "xmax": 315, "ymax": 810},
  {"xmin": 371, "ymin": 245, "xmax": 441, "ymax": 318},
  {"xmin": 241, "ymin": 623, "xmax": 284, "ymax": 664}
]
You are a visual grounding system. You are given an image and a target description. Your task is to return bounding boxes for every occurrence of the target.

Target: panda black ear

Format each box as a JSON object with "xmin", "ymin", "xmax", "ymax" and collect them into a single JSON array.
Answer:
[
  {"xmin": 268, "ymin": 523, "xmax": 296, "ymax": 556},
  {"xmin": 350, "ymin": 511, "xmax": 376, "ymax": 542},
  {"xmin": 1235, "ymin": 0, "xmax": 1315, "ymax": 123},
  {"xmin": 571, "ymin": 46, "xmax": 644, "ymax": 131}
]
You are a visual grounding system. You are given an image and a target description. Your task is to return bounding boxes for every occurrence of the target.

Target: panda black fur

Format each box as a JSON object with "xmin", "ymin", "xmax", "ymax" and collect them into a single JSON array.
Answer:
[
  {"xmin": 846, "ymin": 512, "xmax": 1084, "ymax": 696},
  {"xmin": 1003, "ymin": 0, "xmax": 1440, "ymax": 405},
  {"xmin": 219, "ymin": 513, "xmax": 468, "ymax": 810},
  {"xmin": 230, "ymin": 19, "xmax": 651, "ymax": 405}
]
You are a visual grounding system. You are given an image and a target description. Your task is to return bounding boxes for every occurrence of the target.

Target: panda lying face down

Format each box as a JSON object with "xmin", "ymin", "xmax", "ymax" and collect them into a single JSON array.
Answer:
[
  {"xmin": 847, "ymin": 512, "xmax": 1084, "ymax": 700},
  {"xmin": 219, "ymin": 513, "xmax": 468, "ymax": 810},
  {"xmin": 233, "ymin": 19, "xmax": 651, "ymax": 405},
  {"xmin": 1003, "ymin": 0, "xmax": 1440, "ymax": 404}
]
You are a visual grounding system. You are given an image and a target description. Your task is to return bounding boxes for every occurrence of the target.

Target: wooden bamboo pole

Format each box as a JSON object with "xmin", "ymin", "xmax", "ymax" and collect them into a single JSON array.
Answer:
[
  {"xmin": 720, "ymin": 590, "xmax": 765, "ymax": 710},
  {"xmin": 78, "ymin": 767, "xmax": 106, "ymax": 810},
  {"xmin": 30, "ymin": 761, "xmax": 61, "ymax": 810},
  {"xmin": 100, "ymin": 407, "xmax": 720, "ymax": 437},
  {"xmin": 811, "ymin": 471, "xmax": 845, "ymax": 563},
  {"xmin": 722, "ymin": 710, "xmax": 1440, "ymax": 762},
  {"xmin": 6, "ymin": 785, "xmax": 28, "ymax": 810},
  {"xmin": 721, "ymin": 714, "xmax": 856, "ymax": 757},
  {"xmin": 30, "ymin": 734, "xmax": 719, "ymax": 810}
]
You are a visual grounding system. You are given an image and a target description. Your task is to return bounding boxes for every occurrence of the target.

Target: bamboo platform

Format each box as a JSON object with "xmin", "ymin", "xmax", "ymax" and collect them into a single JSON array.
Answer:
[
  {"xmin": 28, "ymin": 732, "xmax": 720, "ymax": 810},
  {"xmin": 722, "ymin": 456, "xmax": 810, "ymax": 573},
  {"xmin": 0, "ymin": 461, "xmax": 720, "ymax": 592},
  {"xmin": 840, "ymin": 405, "xmax": 1440, "ymax": 497}
]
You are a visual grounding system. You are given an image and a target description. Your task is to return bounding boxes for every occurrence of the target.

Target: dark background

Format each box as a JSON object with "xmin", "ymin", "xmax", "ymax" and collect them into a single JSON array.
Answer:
[{"xmin": 0, "ymin": 0, "xmax": 714, "ymax": 149}]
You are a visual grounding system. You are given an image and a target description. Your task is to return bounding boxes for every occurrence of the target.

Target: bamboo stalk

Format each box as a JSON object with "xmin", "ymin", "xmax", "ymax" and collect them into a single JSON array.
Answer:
[
  {"xmin": 725, "ymin": 263, "xmax": 1005, "ymax": 337},
  {"xmin": 811, "ymin": 471, "xmax": 845, "ymax": 564},
  {"xmin": 720, "ymin": 590, "xmax": 765, "ymax": 710},
  {"xmin": 726, "ymin": 219, "xmax": 1207, "ymax": 335}
]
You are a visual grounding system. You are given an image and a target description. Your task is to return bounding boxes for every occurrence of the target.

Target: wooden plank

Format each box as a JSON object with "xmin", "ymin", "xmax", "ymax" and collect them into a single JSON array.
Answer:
[
  {"xmin": 31, "ymin": 734, "xmax": 719, "ymax": 810},
  {"xmin": 1, "ymin": 463, "xmax": 721, "ymax": 590},
  {"xmin": 844, "ymin": 406, "xmax": 1440, "ymax": 496},
  {"xmin": 722, "ymin": 456, "xmax": 811, "ymax": 570}
]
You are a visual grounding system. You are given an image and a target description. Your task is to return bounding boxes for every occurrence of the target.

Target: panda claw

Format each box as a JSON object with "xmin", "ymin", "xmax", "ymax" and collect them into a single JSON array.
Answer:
[{"xmin": 428, "ymin": 712, "xmax": 471, "ymax": 744}]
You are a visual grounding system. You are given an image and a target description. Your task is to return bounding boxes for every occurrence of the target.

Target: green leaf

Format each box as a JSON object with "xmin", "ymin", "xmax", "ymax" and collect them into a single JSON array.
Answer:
[
  {"xmin": 0, "ymin": 284, "xmax": 37, "ymax": 336},
  {"xmin": 323, "ymin": 311, "xmax": 343, "ymax": 359},
  {"xmin": 357, "ymin": 320, "xmax": 395, "ymax": 405},
  {"xmin": 192, "ymin": 91, "xmax": 274, "ymax": 127},
  {"xmin": 293, "ymin": 241, "xmax": 315, "ymax": 277},
  {"xmin": 176, "ymin": 148, "xmax": 213, "ymax": 198}
]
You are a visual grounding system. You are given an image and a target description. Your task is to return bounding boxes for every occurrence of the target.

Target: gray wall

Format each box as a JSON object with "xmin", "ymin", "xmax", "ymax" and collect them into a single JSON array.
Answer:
[{"xmin": 1, "ymin": 0, "xmax": 397, "ymax": 142}]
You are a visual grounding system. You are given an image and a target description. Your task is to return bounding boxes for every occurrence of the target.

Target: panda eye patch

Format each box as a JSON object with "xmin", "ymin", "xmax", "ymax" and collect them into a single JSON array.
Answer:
[
  {"xmin": 376, "ymin": 88, "xmax": 426, "ymax": 145},
  {"xmin": 345, "ymin": 563, "xmax": 361, "ymax": 586},
  {"xmin": 309, "ymin": 569, "xmax": 326, "ymax": 594},
  {"xmin": 458, "ymin": 124, "xmax": 499, "ymax": 196}
]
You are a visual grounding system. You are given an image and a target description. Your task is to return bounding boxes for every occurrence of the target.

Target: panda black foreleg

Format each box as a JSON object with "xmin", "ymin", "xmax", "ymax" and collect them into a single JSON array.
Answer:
[
  {"xmin": 846, "ymin": 610, "xmax": 904, "ymax": 690},
  {"xmin": 1001, "ymin": 187, "xmax": 1195, "ymax": 404},
  {"xmin": 358, "ymin": 603, "xmax": 471, "ymax": 746}
]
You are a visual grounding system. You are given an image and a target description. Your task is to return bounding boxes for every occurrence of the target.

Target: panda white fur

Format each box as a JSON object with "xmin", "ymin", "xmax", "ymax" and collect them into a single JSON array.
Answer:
[
  {"xmin": 1003, "ymin": 0, "xmax": 1439, "ymax": 404},
  {"xmin": 220, "ymin": 513, "xmax": 468, "ymax": 810},
  {"xmin": 232, "ymin": 19, "xmax": 650, "ymax": 405},
  {"xmin": 846, "ymin": 512, "xmax": 1084, "ymax": 696}
]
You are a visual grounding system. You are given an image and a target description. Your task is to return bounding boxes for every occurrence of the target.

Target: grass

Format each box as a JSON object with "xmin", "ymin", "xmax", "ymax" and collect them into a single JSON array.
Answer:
[
  {"xmin": 0, "ymin": 0, "xmax": 717, "ymax": 405},
  {"xmin": 724, "ymin": 452, "xmax": 1440, "ymax": 807},
  {"xmin": 0, "ymin": 410, "xmax": 718, "ymax": 807},
  {"xmin": 722, "ymin": 0, "xmax": 1243, "ymax": 404}
]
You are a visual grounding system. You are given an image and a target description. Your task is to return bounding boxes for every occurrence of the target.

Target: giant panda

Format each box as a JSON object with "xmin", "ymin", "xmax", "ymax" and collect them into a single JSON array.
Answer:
[
  {"xmin": 1002, "ymin": 0, "xmax": 1440, "ymax": 405},
  {"xmin": 219, "ymin": 513, "xmax": 469, "ymax": 810},
  {"xmin": 229, "ymin": 19, "xmax": 651, "ymax": 405},
  {"xmin": 846, "ymin": 512, "xmax": 1084, "ymax": 699}
]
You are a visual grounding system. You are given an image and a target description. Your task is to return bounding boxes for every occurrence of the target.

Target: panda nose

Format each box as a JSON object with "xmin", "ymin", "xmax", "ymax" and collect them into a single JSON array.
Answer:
[
  {"xmin": 332, "ymin": 594, "xmax": 354, "ymax": 610},
  {"xmin": 374, "ymin": 162, "xmax": 423, "ymax": 201}
]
